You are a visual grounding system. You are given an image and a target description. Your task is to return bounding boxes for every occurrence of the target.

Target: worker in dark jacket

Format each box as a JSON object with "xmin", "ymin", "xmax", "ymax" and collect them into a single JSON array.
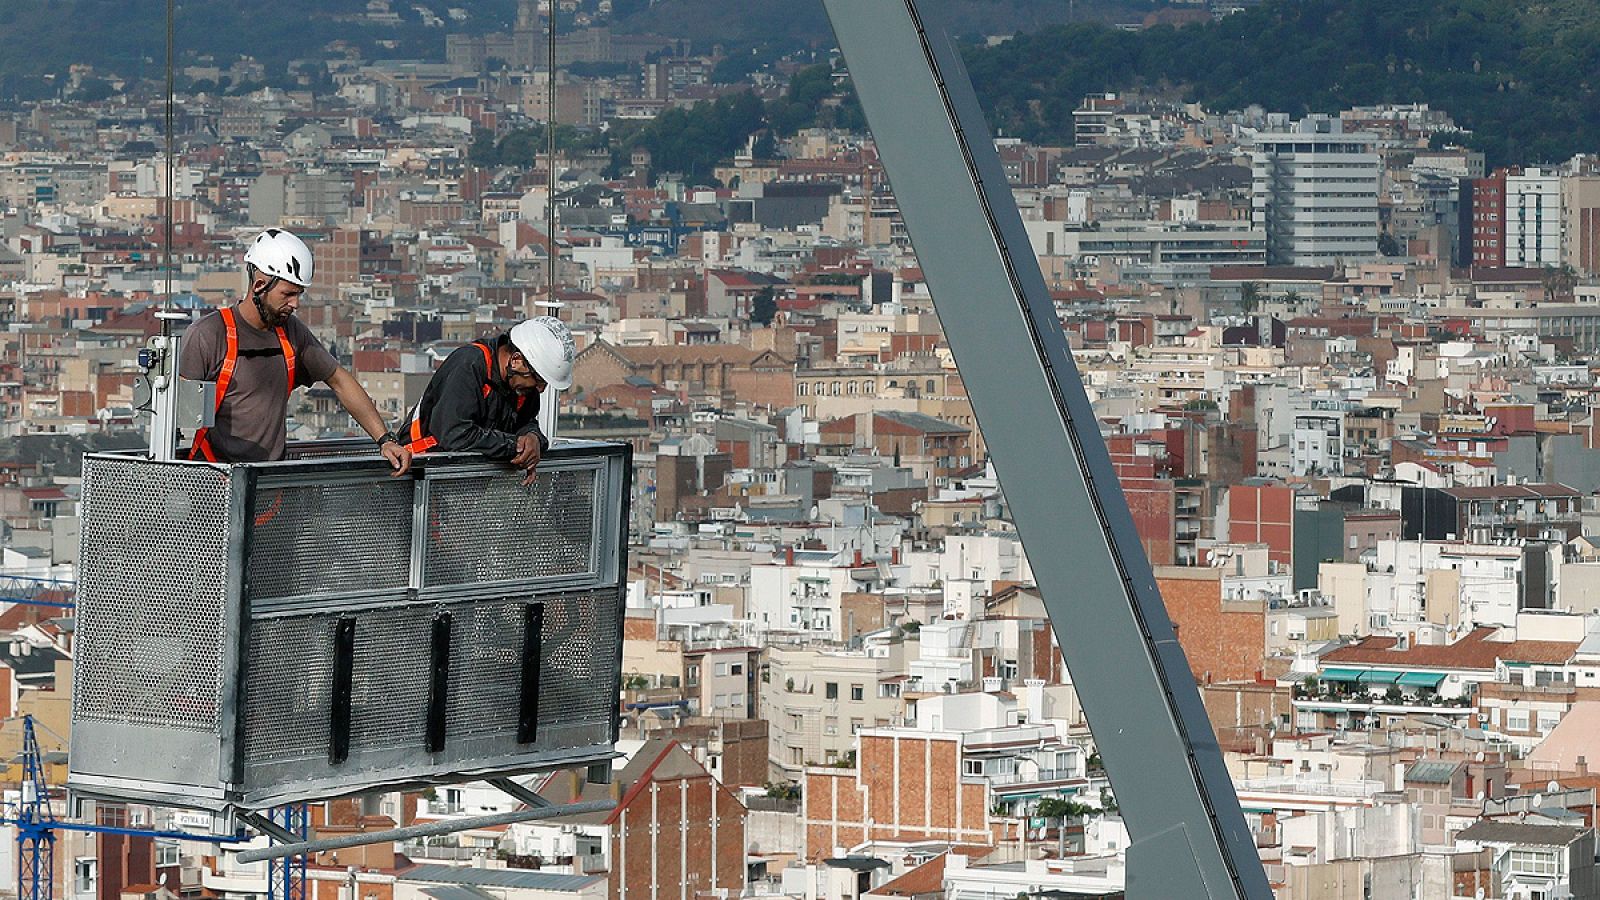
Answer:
[{"xmin": 401, "ymin": 316, "xmax": 575, "ymax": 484}]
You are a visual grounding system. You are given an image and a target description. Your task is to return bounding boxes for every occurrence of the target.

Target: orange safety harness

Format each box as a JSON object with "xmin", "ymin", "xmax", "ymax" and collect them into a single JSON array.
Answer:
[
  {"xmin": 189, "ymin": 307, "xmax": 297, "ymax": 462},
  {"xmin": 403, "ymin": 341, "xmax": 497, "ymax": 454}
]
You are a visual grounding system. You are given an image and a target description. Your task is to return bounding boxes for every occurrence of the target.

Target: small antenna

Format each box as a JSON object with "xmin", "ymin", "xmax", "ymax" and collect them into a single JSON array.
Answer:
[
  {"xmin": 163, "ymin": 0, "xmax": 175, "ymax": 326},
  {"xmin": 547, "ymin": 0, "xmax": 558, "ymax": 313}
]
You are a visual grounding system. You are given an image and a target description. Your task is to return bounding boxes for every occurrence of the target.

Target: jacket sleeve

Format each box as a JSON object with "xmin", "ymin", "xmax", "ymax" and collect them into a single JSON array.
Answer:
[{"xmin": 424, "ymin": 352, "xmax": 520, "ymax": 459}]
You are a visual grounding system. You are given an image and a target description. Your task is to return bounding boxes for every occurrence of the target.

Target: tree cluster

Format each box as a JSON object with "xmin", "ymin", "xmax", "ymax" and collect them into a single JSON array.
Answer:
[{"xmin": 962, "ymin": 0, "xmax": 1600, "ymax": 166}]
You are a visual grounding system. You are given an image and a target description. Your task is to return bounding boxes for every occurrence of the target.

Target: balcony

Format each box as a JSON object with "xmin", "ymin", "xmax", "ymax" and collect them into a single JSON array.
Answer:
[
  {"xmin": 984, "ymin": 767, "xmax": 1086, "ymax": 787},
  {"xmin": 69, "ymin": 440, "xmax": 631, "ymax": 819},
  {"xmin": 1233, "ymin": 776, "xmax": 1385, "ymax": 799}
]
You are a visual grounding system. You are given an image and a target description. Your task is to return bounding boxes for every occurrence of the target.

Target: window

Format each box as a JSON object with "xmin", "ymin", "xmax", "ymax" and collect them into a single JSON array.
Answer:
[
  {"xmin": 714, "ymin": 662, "xmax": 728, "ymax": 677},
  {"xmin": 1538, "ymin": 711, "xmax": 1561, "ymax": 733},
  {"xmin": 963, "ymin": 759, "xmax": 983, "ymax": 776},
  {"xmin": 879, "ymin": 683, "xmax": 901, "ymax": 698},
  {"xmin": 686, "ymin": 664, "xmax": 700, "ymax": 686},
  {"xmin": 155, "ymin": 841, "xmax": 180, "ymax": 867},
  {"xmin": 1508, "ymin": 849, "xmax": 1558, "ymax": 876},
  {"xmin": 824, "ymin": 716, "xmax": 839, "ymax": 735},
  {"xmin": 1506, "ymin": 709, "xmax": 1530, "ymax": 732},
  {"xmin": 851, "ymin": 684, "xmax": 864, "ymax": 701},
  {"xmin": 74, "ymin": 859, "xmax": 96, "ymax": 896}
]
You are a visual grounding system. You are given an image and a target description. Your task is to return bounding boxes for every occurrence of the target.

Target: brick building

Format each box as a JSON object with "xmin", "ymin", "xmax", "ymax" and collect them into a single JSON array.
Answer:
[
  {"xmin": 1156, "ymin": 566, "xmax": 1267, "ymax": 685},
  {"xmin": 573, "ymin": 340, "xmax": 793, "ymax": 408},
  {"xmin": 818, "ymin": 411, "xmax": 972, "ymax": 485},
  {"xmin": 1227, "ymin": 480, "xmax": 1294, "ymax": 573},
  {"xmin": 803, "ymin": 730, "xmax": 992, "ymax": 858},
  {"xmin": 538, "ymin": 739, "xmax": 747, "ymax": 900},
  {"xmin": 802, "ymin": 713, "xmax": 1093, "ymax": 861}
]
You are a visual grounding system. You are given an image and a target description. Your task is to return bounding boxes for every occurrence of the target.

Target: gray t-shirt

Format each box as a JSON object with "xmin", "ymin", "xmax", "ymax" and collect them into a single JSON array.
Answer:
[{"xmin": 179, "ymin": 307, "xmax": 339, "ymax": 461}]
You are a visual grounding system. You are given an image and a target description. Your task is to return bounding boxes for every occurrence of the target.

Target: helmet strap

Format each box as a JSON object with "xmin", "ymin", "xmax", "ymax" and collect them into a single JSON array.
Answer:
[{"xmin": 252, "ymin": 275, "xmax": 282, "ymax": 325}]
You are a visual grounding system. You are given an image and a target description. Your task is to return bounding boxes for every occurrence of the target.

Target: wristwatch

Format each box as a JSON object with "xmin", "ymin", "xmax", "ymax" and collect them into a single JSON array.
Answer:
[{"xmin": 377, "ymin": 430, "xmax": 400, "ymax": 448}]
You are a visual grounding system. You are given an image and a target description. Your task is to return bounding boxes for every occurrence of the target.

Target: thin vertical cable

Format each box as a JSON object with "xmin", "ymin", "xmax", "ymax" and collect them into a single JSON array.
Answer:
[
  {"xmin": 547, "ymin": 1, "xmax": 557, "ymax": 307},
  {"xmin": 162, "ymin": 0, "xmax": 175, "ymax": 330}
]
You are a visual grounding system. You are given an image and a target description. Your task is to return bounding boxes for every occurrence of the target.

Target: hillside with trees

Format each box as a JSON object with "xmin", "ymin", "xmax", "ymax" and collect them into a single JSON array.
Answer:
[{"xmin": 961, "ymin": 0, "xmax": 1600, "ymax": 165}]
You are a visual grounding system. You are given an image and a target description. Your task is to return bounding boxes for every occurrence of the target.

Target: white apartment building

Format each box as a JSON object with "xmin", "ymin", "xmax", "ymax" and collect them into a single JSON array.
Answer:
[
  {"xmin": 1291, "ymin": 410, "xmax": 1346, "ymax": 476},
  {"xmin": 1370, "ymin": 539, "xmax": 1529, "ymax": 630},
  {"xmin": 761, "ymin": 638, "xmax": 909, "ymax": 778},
  {"xmin": 1505, "ymin": 167, "xmax": 1563, "ymax": 268},
  {"xmin": 1251, "ymin": 116, "xmax": 1380, "ymax": 265},
  {"xmin": 748, "ymin": 549, "xmax": 881, "ymax": 641}
]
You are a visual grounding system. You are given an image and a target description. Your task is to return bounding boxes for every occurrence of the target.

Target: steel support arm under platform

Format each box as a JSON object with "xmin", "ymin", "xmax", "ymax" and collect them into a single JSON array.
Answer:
[
  {"xmin": 235, "ymin": 799, "xmax": 615, "ymax": 864},
  {"xmin": 821, "ymin": 3, "xmax": 1271, "ymax": 898}
]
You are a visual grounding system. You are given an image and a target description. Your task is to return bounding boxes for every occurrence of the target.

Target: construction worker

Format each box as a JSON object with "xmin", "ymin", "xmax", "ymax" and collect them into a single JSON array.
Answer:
[
  {"xmin": 180, "ymin": 228, "xmax": 412, "ymax": 474},
  {"xmin": 400, "ymin": 316, "xmax": 574, "ymax": 485}
]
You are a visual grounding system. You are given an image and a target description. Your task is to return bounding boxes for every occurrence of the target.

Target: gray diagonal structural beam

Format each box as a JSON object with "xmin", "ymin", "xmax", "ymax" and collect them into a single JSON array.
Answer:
[{"xmin": 820, "ymin": 3, "xmax": 1272, "ymax": 898}]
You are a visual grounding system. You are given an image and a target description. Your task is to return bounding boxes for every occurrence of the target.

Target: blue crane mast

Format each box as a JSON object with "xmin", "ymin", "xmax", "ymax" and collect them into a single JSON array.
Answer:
[{"xmin": 3, "ymin": 717, "xmax": 252, "ymax": 900}]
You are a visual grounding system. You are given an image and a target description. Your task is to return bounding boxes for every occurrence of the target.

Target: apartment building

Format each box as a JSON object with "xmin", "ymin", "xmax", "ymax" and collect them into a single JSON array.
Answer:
[
  {"xmin": 761, "ymin": 639, "xmax": 910, "ymax": 779},
  {"xmin": 803, "ymin": 693, "xmax": 1093, "ymax": 860},
  {"xmin": 1251, "ymin": 116, "xmax": 1380, "ymax": 265}
]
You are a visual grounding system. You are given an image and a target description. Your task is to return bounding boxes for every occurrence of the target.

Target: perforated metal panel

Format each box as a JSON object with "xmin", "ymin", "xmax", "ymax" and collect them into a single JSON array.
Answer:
[
  {"xmin": 71, "ymin": 442, "xmax": 628, "ymax": 814},
  {"xmin": 240, "ymin": 616, "xmax": 335, "ymax": 769},
  {"xmin": 239, "ymin": 589, "xmax": 621, "ymax": 801},
  {"xmin": 424, "ymin": 466, "xmax": 598, "ymax": 588},
  {"xmin": 528, "ymin": 591, "xmax": 619, "ymax": 747},
  {"xmin": 74, "ymin": 458, "xmax": 232, "ymax": 732},
  {"xmin": 245, "ymin": 479, "xmax": 414, "ymax": 603},
  {"xmin": 346, "ymin": 606, "xmax": 433, "ymax": 752}
]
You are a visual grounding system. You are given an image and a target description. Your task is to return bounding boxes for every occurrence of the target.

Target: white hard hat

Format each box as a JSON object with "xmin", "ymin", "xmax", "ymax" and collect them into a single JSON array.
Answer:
[
  {"xmin": 510, "ymin": 316, "xmax": 575, "ymax": 391},
  {"xmin": 244, "ymin": 228, "xmax": 315, "ymax": 287}
]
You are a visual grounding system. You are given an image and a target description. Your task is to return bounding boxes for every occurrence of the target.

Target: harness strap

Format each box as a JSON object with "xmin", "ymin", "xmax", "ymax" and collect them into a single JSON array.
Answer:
[
  {"xmin": 189, "ymin": 307, "xmax": 297, "ymax": 461},
  {"xmin": 404, "ymin": 342, "xmax": 495, "ymax": 455}
]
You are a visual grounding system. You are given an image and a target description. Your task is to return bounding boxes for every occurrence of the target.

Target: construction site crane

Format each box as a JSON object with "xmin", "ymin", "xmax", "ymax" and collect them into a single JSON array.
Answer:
[{"xmin": 1, "ymin": 716, "xmax": 249, "ymax": 900}]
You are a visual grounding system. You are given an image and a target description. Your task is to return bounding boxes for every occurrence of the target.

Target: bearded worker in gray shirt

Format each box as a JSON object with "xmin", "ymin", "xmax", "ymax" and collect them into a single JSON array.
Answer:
[{"xmin": 180, "ymin": 228, "xmax": 411, "ymax": 474}]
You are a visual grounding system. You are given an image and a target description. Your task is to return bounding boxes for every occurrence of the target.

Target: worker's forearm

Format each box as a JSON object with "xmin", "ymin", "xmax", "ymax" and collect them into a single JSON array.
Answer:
[{"xmin": 329, "ymin": 371, "xmax": 391, "ymax": 440}]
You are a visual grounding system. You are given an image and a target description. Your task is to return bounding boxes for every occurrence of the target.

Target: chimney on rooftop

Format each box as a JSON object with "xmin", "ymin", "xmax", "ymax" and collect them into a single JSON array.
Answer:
[
  {"xmin": 785, "ymin": 545, "xmax": 795, "ymax": 566},
  {"xmin": 1578, "ymin": 756, "xmax": 1590, "ymax": 777}
]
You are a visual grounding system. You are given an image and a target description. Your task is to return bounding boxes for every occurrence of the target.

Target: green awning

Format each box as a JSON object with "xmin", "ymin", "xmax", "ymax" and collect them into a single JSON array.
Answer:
[
  {"xmin": 1358, "ymin": 671, "xmax": 1401, "ymax": 685},
  {"xmin": 1320, "ymin": 667, "xmax": 1364, "ymax": 681},
  {"xmin": 1397, "ymin": 672, "xmax": 1446, "ymax": 688}
]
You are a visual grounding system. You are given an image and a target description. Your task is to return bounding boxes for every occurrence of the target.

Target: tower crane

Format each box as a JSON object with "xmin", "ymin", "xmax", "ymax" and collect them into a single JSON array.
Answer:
[{"xmin": 0, "ymin": 716, "xmax": 250, "ymax": 900}]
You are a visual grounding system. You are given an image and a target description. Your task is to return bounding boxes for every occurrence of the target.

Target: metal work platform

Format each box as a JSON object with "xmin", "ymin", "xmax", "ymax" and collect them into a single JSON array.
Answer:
[{"xmin": 67, "ymin": 440, "xmax": 630, "ymax": 823}]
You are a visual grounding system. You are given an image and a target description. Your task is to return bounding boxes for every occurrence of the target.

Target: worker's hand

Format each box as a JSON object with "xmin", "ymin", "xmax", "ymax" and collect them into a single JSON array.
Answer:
[
  {"xmin": 511, "ymin": 433, "xmax": 542, "ymax": 469},
  {"xmin": 381, "ymin": 441, "xmax": 413, "ymax": 477},
  {"xmin": 513, "ymin": 435, "xmax": 542, "ymax": 486}
]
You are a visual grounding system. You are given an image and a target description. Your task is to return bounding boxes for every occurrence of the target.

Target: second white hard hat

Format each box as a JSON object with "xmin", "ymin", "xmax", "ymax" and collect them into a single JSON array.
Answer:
[
  {"xmin": 510, "ymin": 316, "xmax": 575, "ymax": 391},
  {"xmin": 244, "ymin": 228, "xmax": 315, "ymax": 287}
]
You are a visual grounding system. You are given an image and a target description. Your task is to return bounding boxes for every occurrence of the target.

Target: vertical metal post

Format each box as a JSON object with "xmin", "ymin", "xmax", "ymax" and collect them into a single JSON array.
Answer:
[
  {"xmin": 146, "ymin": 329, "xmax": 183, "ymax": 461},
  {"xmin": 821, "ymin": 2, "xmax": 1272, "ymax": 897},
  {"xmin": 267, "ymin": 805, "xmax": 308, "ymax": 900}
]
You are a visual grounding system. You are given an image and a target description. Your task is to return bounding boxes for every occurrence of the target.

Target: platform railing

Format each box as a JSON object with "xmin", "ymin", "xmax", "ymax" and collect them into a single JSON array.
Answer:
[{"xmin": 68, "ymin": 439, "xmax": 630, "ymax": 821}]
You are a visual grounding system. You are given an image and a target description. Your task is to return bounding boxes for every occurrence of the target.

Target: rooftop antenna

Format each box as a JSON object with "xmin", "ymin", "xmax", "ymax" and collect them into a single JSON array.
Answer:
[
  {"xmin": 547, "ymin": 0, "xmax": 558, "ymax": 307},
  {"xmin": 143, "ymin": 0, "xmax": 203, "ymax": 460},
  {"xmin": 535, "ymin": 3, "xmax": 564, "ymax": 446}
]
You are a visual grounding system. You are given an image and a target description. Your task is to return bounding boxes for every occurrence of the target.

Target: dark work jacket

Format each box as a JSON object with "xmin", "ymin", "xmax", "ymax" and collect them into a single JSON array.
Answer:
[{"xmin": 403, "ymin": 336, "xmax": 547, "ymax": 459}]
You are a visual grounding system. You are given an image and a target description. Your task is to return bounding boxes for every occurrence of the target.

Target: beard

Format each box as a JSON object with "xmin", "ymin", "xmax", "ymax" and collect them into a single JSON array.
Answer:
[{"xmin": 254, "ymin": 292, "xmax": 293, "ymax": 327}]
